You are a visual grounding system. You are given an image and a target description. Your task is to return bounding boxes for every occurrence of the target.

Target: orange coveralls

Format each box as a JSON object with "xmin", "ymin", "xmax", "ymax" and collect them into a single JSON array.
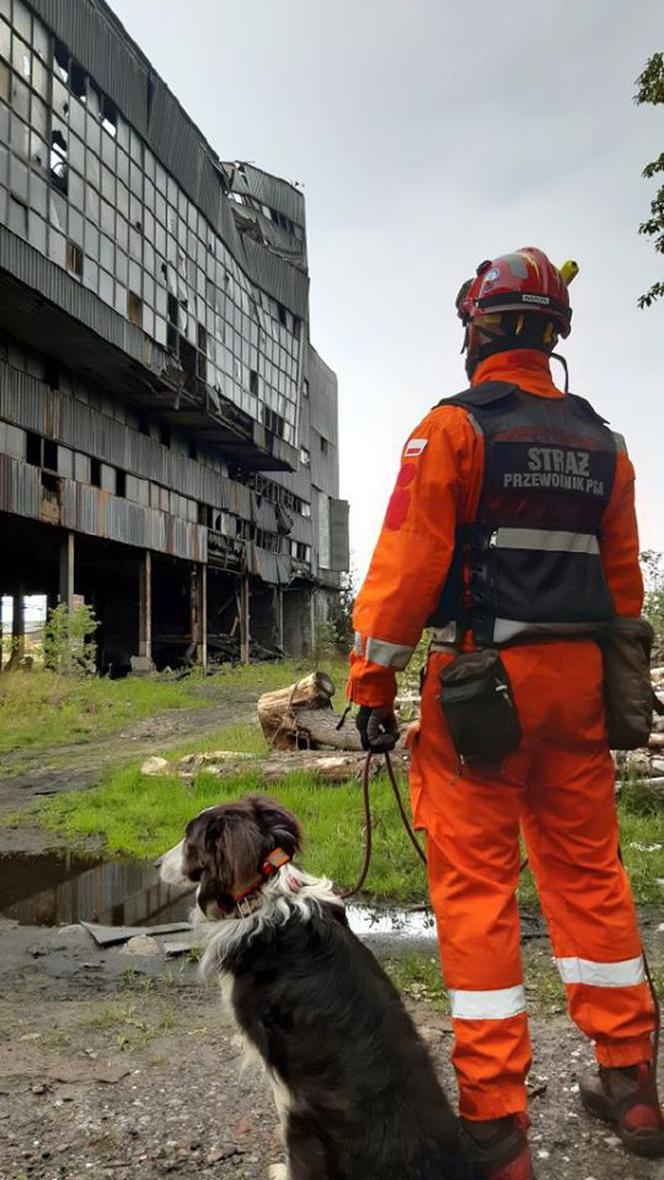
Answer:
[{"xmin": 348, "ymin": 349, "xmax": 655, "ymax": 1120}]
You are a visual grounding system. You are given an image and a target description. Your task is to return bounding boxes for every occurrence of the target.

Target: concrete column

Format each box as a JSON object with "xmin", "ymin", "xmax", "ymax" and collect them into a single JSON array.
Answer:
[
  {"xmin": 137, "ymin": 550, "xmax": 154, "ymax": 669},
  {"xmin": 276, "ymin": 586, "xmax": 284, "ymax": 651},
  {"xmin": 309, "ymin": 589, "xmax": 317, "ymax": 657},
  {"xmin": 240, "ymin": 575, "xmax": 250, "ymax": 665},
  {"xmin": 58, "ymin": 531, "xmax": 75, "ymax": 611},
  {"xmin": 200, "ymin": 564, "xmax": 207, "ymax": 669},
  {"xmin": 190, "ymin": 563, "xmax": 207, "ymax": 667},
  {"xmin": 11, "ymin": 585, "xmax": 25, "ymax": 666}
]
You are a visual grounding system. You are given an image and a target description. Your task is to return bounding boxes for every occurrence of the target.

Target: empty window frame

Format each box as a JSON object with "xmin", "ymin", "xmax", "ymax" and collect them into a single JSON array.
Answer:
[
  {"xmin": 25, "ymin": 429, "xmax": 41, "ymax": 466},
  {"xmin": 66, "ymin": 238, "xmax": 83, "ymax": 278},
  {"xmin": 90, "ymin": 456, "xmax": 101, "ymax": 487},
  {"xmin": 42, "ymin": 437, "xmax": 58, "ymax": 470},
  {"xmin": 127, "ymin": 289, "xmax": 142, "ymax": 327},
  {"xmin": 49, "ymin": 129, "xmax": 67, "ymax": 194}
]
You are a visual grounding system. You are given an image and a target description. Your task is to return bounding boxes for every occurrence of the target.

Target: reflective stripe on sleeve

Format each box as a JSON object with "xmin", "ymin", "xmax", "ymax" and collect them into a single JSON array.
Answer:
[
  {"xmin": 493, "ymin": 528, "xmax": 600, "ymax": 555},
  {"xmin": 449, "ymin": 984, "xmax": 526, "ymax": 1021},
  {"xmin": 361, "ymin": 635, "xmax": 415, "ymax": 669},
  {"xmin": 556, "ymin": 955, "xmax": 645, "ymax": 988}
]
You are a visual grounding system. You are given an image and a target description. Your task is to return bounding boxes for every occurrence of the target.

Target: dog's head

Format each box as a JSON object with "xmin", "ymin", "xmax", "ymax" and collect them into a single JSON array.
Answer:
[{"xmin": 159, "ymin": 795, "xmax": 301, "ymax": 919}]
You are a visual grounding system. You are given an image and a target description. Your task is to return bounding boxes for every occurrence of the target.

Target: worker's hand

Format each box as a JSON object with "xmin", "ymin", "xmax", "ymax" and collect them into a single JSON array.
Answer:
[{"xmin": 356, "ymin": 705, "xmax": 400, "ymax": 753}]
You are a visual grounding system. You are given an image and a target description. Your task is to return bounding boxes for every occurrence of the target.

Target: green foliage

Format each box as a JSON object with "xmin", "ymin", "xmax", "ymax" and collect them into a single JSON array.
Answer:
[
  {"xmin": 331, "ymin": 567, "xmax": 357, "ymax": 650},
  {"xmin": 635, "ymin": 53, "xmax": 664, "ymax": 308},
  {"xmin": 312, "ymin": 618, "xmax": 340, "ymax": 663},
  {"xmin": 43, "ymin": 602, "xmax": 99, "ymax": 676},
  {"xmin": 641, "ymin": 550, "xmax": 664, "ymax": 660}
]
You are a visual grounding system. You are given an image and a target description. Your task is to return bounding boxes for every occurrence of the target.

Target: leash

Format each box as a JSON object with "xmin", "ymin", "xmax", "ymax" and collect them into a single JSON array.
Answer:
[
  {"xmin": 342, "ymin": 750, "xmax": 426, "ymax": 900},
  {"xmin": 344, "ymin": 752, "xmax": 662, "ymax": 1076}
]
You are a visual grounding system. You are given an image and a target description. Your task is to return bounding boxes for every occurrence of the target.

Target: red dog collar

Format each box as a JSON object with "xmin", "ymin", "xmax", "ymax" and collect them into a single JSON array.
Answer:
[{"xmin": 231, "ymin": 847, "xmax": 292, "ymax": 905}]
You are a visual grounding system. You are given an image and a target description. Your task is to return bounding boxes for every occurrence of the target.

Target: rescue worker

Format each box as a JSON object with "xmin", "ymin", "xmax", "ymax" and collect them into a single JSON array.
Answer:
[{"xmin": 347, "ymin": 247, "xmax": 663, "ymax": 1179}]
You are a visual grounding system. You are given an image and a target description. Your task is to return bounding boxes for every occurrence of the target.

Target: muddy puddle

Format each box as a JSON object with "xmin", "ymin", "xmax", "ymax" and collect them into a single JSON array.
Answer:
[
  {"xmin": 0, "ymin": 850, "xmax": 546, "ymax": 946},
  {"xmin": 0, "ymin": 850, "xmax": 193, "ymax": 928}
]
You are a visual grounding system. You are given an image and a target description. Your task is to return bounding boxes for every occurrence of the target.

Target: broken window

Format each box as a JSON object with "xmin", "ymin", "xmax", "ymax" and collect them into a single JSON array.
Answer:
[
  {"xmin": 189, "ymin": 440, "xmax": 198, "ymax": 461},
  {"xmin": 49, "ymin": 129, "xmax": 68, "ymax": 194},
  {"xmin": 42, "ymin": 437, "xmax": 57, "ymax": 471},
  {"xmin": 101, "ymin": 96, "xmax": 117, "ymax": 138},
  {"xmin": 40, "ymin": 470, "xmax": 59, "ymax": 497},
  {"xmin": 115, "ymin": 468, "xmax": 126, "ymax": 497},
  {"xmin": 180, "ymin": 336, "xmax": 197, "ymax": 378},
  {"xmin": 167, "ymin": 292, "xmax": 179, "ymax": 326},
  {"xmin": 249, "ymin": 368, "xmax": 258, "ymax": 396},
  {"xmin": 159, "ymin": 423, "xmax": 171, "ymax": 449},
  {"xmin": 299, "ymin": 446, "xmax": 310, "ymax": 468},
  {"xmin": 302, "ymin": 378, "xmax": 309, "ymax": 398},
  {"xmin": 320, "ymin": 436, "xmax": 328, "ymax": 454},
  {"xmin": 70, "ymin": 60, "xmax": 86, "ymax": 102},
  {"xmin": 138, "ymin": 411, "xmax": 149, "ymax": 436},
  {"xmin": 26, "ymin": 430, "xmax": 41, "ymax": 466},
  {"xmin": 90, "ymin": 457, "xmax": 101, "ymax": 487},
  {"xmin": 127, "ymin": 290, "xmax": 142, "ymax": 327},
  {"xmin": 66, "ymin": 239, "xmax": 83, "ymax": 278},
  {"xmin": 53, "ymin": 39, "xmax": 69, "ymax": 84}
]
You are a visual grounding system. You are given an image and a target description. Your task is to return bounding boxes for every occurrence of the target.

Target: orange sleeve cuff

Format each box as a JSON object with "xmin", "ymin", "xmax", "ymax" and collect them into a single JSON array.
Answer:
[{"xmin": 346, "ymin": 650, "xmax": 397, "ymax": 708}]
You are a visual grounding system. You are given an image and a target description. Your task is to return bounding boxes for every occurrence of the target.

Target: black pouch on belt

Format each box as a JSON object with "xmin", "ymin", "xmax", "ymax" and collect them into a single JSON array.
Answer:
[
  {"xmin": 599, "ymin": 616, "xmax": 662, "ymax": 750},
  {"xmin": 439, "ymin": 649, "xmax": 522, "ymax": 765}
]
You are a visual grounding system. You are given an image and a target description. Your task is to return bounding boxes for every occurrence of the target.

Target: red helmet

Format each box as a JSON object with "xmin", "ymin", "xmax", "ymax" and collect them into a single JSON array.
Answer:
[{"xmin": 456, "ymin": 247, "xmax": 573, "ymax": 338}]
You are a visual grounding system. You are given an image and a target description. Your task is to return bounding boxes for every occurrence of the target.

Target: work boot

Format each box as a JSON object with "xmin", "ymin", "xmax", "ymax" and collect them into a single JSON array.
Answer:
[
  {"xmin": 460, "ymin": 1114, "xmax": 535, "ymax": 1180},
  {"xmin": 580, "ymin": 1061, "xmax": 664, "ymax": 1158}
]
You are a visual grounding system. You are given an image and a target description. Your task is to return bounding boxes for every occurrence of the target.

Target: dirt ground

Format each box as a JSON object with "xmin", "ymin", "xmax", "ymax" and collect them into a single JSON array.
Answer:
[
  {"xmin": 0, "ymin": 918, "xmax": 662, "ymax": 1180},
  {"xmin": 0, "ymin": 696, "xmax": 257, "ymax": 854}
]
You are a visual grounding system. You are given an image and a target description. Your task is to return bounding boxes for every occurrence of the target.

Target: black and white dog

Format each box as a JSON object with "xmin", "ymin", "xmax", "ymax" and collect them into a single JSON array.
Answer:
[{"xmin": 160, "ymin": 795, "xmax": 471, "ymax": 1180}]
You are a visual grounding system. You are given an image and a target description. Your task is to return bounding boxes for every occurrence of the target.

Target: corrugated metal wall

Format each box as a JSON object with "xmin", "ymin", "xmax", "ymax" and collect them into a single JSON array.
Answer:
[{"xmin": 0, "ymin": 451, "xmax": 206, "ymax": 561}]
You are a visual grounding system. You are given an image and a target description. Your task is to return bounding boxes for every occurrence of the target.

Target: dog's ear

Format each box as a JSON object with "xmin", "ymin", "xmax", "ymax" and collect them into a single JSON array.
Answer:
[
  {"xmin": 249, "ymin": 795, "xmax": 302, "ymax": 858},
  {"xmin": 213, "ymin": 810, "xmax": 266, "ymax": 891}
]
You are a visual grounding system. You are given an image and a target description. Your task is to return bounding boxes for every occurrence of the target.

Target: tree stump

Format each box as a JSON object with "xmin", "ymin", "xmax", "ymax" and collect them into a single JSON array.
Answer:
[{"xmin": 257, "ymin": 671, "xmax": 336, "ymax": 750}]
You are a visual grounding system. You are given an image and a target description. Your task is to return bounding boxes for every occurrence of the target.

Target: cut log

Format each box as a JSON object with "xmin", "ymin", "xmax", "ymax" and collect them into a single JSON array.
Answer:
[
  {"xmin": 169, "ymin": 749, "xmax": 404, "ymax": 785},
  {"xmin": 293, "ymin": 708, "xmax": 364, "ymax": 752},
  {"xmin": 257, "ymin": 671, "xmax": 336, "ymax": 750}
]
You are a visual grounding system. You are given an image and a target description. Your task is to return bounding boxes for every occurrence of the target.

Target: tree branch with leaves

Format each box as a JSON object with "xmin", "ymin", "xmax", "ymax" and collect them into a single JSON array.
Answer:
[{"xmin": 635, "ymin": 53, "xmax": 664, "ymax": 308}]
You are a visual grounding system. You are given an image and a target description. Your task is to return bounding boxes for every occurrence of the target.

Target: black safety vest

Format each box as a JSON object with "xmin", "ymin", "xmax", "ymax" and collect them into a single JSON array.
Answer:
[{"xmin": 429, "ymin": 381, "xmax": 618, "ymax": 646}]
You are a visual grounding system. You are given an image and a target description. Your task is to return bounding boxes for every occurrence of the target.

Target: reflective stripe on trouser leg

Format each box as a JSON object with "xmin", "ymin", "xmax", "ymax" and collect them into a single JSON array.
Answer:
[
  {"xmin": 520, "ymin": 732, "xmax": 656, "ymax": 1070},
  {"xmin": 425, "ymin": 830, "xmax": 531, "ymax": 1120}
]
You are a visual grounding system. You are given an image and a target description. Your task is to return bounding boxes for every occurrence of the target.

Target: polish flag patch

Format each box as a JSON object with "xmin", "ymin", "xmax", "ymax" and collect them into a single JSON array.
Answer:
[{"xmin": 404, "ymin": 437, "xmax": 428, "ymax": 458}]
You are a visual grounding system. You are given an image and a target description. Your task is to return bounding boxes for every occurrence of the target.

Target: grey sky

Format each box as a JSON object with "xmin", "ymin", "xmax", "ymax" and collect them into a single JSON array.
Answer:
[{"xmin": 110, "ymin": 0, "xmax": 664, "ymax": 579}]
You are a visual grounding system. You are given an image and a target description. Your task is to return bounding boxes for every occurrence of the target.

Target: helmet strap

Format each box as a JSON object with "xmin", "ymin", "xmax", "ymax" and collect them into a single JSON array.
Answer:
[{"xmin": 550, "ymin": 352, "xmax": 570, "ymax": 393}]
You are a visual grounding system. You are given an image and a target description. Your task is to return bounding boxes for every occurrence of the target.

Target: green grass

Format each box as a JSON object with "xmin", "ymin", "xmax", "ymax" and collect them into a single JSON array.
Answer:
[
  {"xmin": 169, "ymin": 720, "xmax": 269, "ymax": 758},
  {"xmin": 0, "ymin": 658, "xmax": 347, "ymax": 756},
  {"xmin": 37, "ymin": 760, "xmax": 429, "ymax": 903}
]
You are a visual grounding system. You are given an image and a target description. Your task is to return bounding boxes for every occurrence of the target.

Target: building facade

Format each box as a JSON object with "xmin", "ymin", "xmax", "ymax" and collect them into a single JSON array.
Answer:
[{"xmin": 0, "ymin": 0, "xmax": 348, "ymax": 670}]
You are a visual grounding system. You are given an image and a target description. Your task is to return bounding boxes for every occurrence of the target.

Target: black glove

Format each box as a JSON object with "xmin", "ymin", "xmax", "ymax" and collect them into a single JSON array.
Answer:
[{"xmin": 356, "ymin": 705, "xmax": 400, "ymax": 753}]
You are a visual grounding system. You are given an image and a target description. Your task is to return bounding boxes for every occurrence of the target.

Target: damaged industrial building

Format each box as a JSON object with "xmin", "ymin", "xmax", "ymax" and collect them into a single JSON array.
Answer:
[{"xmin": 0, "ymin": 0, "xmax": 349, "ymax": 671}]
